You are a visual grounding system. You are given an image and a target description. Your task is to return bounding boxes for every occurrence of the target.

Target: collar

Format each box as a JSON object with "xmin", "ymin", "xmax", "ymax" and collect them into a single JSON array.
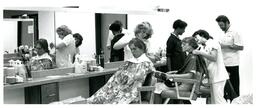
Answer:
[
  {"xmin": 127, "ymin": 54, "xmax": 151, "ymax": 63},
  {"xmin": 32, "ymin": 53, "xmax": 52, "ymax": 61},
  {"xmin": 171, "ymin": 33, "xmax": 180, "ymax": 40}
]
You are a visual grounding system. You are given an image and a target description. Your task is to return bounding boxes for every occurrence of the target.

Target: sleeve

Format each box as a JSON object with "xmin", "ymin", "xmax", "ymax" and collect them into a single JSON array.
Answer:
[
  {"xmin": 233, "ymin": 32, "xmax": 243, "ymax": 46},
  {"xmin": 113, "ymin": 33, "xmax": 134, "ymax": 48},
  {"xmin": 166, "ymin": 37, "xmax": 174, "ymax": 57},
  {"xmin": 106, "ymin": 30, "xmax": 113, "ymax": 47},
  {"xmin": 62, "ymin": 34, "xmax": 74, "ymax": 46},
  {"xmin": 207, "ymin": 40, "xmax": 219, "ymax": 51}
]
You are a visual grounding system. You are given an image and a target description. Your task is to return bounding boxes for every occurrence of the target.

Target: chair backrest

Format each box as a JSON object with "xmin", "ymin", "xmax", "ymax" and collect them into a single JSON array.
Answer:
[
  {"xmin": 140, "ymin": 72, "xmax": 156, "ymax": 102},
  {"xmin": 192, "ymin": 55, "xmax": 208, "ymax": 100}
]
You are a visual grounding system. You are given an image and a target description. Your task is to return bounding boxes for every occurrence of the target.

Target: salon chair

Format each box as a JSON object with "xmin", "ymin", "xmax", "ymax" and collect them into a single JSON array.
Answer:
[{"xmin": 137, "ymin": 72, "xmax": 156, "ymax": 104}]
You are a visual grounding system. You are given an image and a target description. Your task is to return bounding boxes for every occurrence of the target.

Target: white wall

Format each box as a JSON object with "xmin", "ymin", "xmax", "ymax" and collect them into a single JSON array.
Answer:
[
  {"xmin": 3, "ymin": 21, "xmax": 17, "ymax": 53},
  {"xmin": 55, "ymin": 11, "xmax": 96, "ymax": 57},
  {"xmin": 152, "ymin": 0, "xmax": 255, "ymax": 95},
  {"xmin": 38, "ymin": 11, "xmax": 55, "ymax": 44},
  {"xmin": 128, "ymin": 0, "xmax": 254, "ymax": 96}
]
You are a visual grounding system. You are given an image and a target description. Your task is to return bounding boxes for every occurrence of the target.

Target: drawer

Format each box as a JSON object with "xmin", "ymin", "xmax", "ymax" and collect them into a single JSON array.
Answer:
[
  {"xmin": 41, "ymin": 83, "xmax": 58, "ymax": 95},
  {"xmin": 41, "ymin": 83, "xmax": 59, "ymax": 104}
]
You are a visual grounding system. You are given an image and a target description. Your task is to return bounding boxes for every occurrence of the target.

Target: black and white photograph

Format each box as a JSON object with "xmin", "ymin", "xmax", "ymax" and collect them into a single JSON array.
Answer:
[{"xmin": 1, "ymin": 0, "xmax": 255, "ymax": 106}]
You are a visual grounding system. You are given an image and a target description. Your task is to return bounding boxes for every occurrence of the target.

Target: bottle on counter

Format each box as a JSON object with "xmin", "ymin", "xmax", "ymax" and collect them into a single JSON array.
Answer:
[{"xmin": 98, "ymin": 50, "xmax": 104, "ymax": 68}]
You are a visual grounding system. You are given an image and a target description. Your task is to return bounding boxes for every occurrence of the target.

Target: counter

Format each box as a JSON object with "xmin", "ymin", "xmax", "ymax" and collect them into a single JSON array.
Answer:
[{"xmin": 4, "ymin": 68, "xmax": 118, "ymax": 90}]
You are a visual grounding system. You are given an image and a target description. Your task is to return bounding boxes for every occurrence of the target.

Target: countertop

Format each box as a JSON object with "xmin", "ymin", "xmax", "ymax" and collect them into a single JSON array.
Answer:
[{"xmin": 4, "ymin": 68, "xmax": 118, "ymax": 90}]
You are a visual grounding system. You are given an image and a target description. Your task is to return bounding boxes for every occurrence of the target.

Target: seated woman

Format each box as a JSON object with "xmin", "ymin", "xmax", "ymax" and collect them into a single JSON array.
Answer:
[
  {"xmin": 64, "ymin": 38, "xmax": 155, "ymax": 104},
  {"xmin": 29, "ymin": 38, "xmax": 53, "ymax": 71},
  {"xmin": 154, "ymin": 37, "xmax": 207, "ymax": 103},
  {"xmin": 85, "ymin": 38, "xmax": 156, "ymax": 104}
]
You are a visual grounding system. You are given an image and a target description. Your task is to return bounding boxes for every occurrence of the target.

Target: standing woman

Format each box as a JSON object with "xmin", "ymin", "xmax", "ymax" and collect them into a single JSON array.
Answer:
[
  {"xmin": 192, "ymin": 29, "xmax": 229, "ymax": 104},
  {"xmin": 113, "ymin": 22, "xmax": 157, "ymax": 62},
  {"xmin": 54, "ymin": 25, "xmax": 76, "ymax": 67}
]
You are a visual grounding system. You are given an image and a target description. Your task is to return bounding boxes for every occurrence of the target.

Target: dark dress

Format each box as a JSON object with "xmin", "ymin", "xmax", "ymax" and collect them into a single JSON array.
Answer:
[
  {"xmin": 166, "ymin": 33, "xmax": 186, "ymax": 71},
  {"xmin": 110, "ymin": 33, "xmax": 125, "ymax": 62}
]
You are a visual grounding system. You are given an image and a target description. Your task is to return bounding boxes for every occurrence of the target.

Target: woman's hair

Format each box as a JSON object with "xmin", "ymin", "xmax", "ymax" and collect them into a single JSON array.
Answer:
[
  {"xmin": 109, "ymin": 20, "xmax": 123, "ymax": 32},
  {"xmin": 56, "ymin": 25, "xmax": 72, "ymax": 36},
  {"xmin": 128, "ymin": 38, "xmax": 147, "ymax": 53},
  {"xmin": 192, "ymin": 29, "xmax": 213, "ymax": 40},
  {"xmin": 181, "ymin": 37, "xmax": 199, "ymax": 49},
  {"xmin": 134, "ymin": 21, "xmax": 153, "ymax": 39},
  {"xmin": 173, "ymin": 19, "xmax": 187, "ymax": 29},
  {"xmin": 73, "ymin": 33, "xmax": 83, "ymax": 48},
  {"xmin": 35, "ymin": 38, "xmax": 50, "ymax": 54},
  {"xmin": 216, "ymin": 15, "xmax": 230, "ymax": 24}
]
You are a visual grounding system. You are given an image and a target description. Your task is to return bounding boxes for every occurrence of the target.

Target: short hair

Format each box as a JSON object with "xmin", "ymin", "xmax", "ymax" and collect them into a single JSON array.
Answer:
[
  {"xmin": 181, "ymin": 37, "xmax": 198, "ymax": 49},
  {"xmin": 134, "ymin": 21, "xmax": 153, "ymax": 39},
  {"xmin": 216, "ymin": 15, "xmax": 230, "ymax": 24},
  {"xmin": 73, "ymin": 33, "xmax": 83, "ymax": 48},
  {"xmin": 109, "ymin": 20, "xmax": 123, "ymax": 32},
  {"xmin": 173, "ymin": 19, "xmax": 187, "ymax": 29},
  {"xmin": 35, "ymin": 38, "xmax": 49, "ymax": 54},
  {"xmin": 192, "ymin": 29, "xmax": 213, "ymax": 40},
  {"xmin": 128, "ymin": 38, "xmax": 147, "ymax": 53},
  {"xmin": 56, "ymin": 25, "xmax": 72, "ymax": 36}
]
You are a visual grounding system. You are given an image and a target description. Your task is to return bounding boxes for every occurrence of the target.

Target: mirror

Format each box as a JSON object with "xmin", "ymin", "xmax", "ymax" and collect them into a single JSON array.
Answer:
[
  {"xmin": 99, "ymin": 13, "xmax": 171, "ymax": 66},
  {"xmin": 95, "ymin": 13, "xmax": 127, "ymax": 64},
  {"xmin": 54, "ymin": 11, "xmax": 96, "ymax": 68}
]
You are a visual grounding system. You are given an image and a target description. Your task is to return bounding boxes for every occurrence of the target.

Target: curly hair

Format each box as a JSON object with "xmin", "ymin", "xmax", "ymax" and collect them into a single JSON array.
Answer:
[
  {"xmin": 56, "ymin": 25, "xmax": 72, "ymax": 36},
  {"xmin": 181, "ymin": 37, "xmax": 198, "ymax": 49},
  {"xmin": 128, "ymin": 38, "xmax": 147, "ymax": 53},
  {"xmin": 134, "ymin": 21, "xmax": 153, "ymax": 39}
]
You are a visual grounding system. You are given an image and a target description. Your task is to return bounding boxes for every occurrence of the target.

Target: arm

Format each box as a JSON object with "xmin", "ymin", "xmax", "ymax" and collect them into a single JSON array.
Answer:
[
  {"xmin": 193, "ymin": 49, "xmax": 217, "ymax": 62},
  {"xmin": 166, "ymin": 72, "xmax": 193, "ymax": 79},
  {"xmin": 221, "ymin": 44, "xmax": 243, "ymax": 50},
  {"xmin": 113, "ymin": 33, "xmax": 134, "ymax": 50},
  {"xmin": 106, "ymin": 31, "xmax": 113, "ymax": 50}
]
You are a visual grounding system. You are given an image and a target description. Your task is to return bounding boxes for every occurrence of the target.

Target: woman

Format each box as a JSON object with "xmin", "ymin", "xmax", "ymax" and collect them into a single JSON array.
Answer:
[
  {"xmin": 29, "ymin": 39, "xmax": 53, "ymax": 71},
  {"xmin": 79, "ymin": 38, "xmax": 155, "ymax": 104},
  {"xmin": 72, "ymin": 33, "xmax": 83, "ymax": 63},
  {"xmin": 154, "ymin": 37, "xmax": 205, "ymax": 103},
  {"xmin": 192, "ymin": 29, "xmax": 229, "ymax": 104},
  {"xmin": 54, "ymin": 25, "xmax": 76, "ymax": 67},
  {"xmin": 113, "ymin": 22, "xmax": 159, "ymax": 62}
]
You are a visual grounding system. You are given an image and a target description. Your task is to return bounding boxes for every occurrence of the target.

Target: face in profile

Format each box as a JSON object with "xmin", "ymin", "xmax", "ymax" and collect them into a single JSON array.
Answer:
[
  {"xmin": 129, "ymin": 44, "xmax": 144, "ymax": 58},
  {"xmin": 218, "ymin": 22, "xmax": 228, "ymax": 31},
  {"xmin": 194, "ymin": 34, "xmax": 206, "ymax": 44},
  {"xmin": 177, "ymin": 28, "xmax": 186, "ymax": 35}
]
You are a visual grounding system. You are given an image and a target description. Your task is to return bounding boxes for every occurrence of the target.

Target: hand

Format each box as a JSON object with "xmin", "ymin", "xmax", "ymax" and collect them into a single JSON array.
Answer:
[
  {"xmin": 192, "ymin": 49, "xmax": 201, "ymax": 55},
  {"xmin": 50, "ymin": 43, "xmax": 55, "ymax": 49},
  {"xmin": 166, "ymin": 74, "xmax": 174, "ymax": 80}
]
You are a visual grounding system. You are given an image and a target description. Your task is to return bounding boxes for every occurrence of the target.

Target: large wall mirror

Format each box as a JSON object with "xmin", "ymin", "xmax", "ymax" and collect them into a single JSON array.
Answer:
[{"xmin": 3, "ymin": 7, "xmax": 171, "ymax": 69}]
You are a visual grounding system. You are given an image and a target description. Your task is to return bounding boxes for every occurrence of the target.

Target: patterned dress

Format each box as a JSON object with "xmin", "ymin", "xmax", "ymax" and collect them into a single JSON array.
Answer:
[
  {"xmin": 86, "ymin": 55, "xmax": 155, "ymax": 104},
  {"xmin": 29, "ymin": 53, "xmax": 53, "ymax": 71}
]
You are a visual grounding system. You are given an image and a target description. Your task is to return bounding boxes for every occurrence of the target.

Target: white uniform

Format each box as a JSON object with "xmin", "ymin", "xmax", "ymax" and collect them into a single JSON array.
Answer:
[
  {"xmin": 56, "ymin": 34, "xmax": 76, "ymax": 68},
  {"xmin": 202, "ymin": 39, "xmax": 229, "ymax": 104},
  {"xmin": 219, "ymin": 28, "xmax": 243, "ymax": 66}
]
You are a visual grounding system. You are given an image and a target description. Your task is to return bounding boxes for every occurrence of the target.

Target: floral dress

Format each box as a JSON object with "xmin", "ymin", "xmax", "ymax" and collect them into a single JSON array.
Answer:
[
  {"xmin": 86, "ymin": 55, "xmax": 155, "ymax": 104},
  {"xmin": 29, "ymin": 53, "xmax": 53, "ymax": 71}
]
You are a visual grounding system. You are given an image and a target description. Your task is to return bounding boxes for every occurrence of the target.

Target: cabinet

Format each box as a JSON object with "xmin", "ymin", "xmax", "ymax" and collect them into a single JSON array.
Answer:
[{"xmin": 25, "ymin": 82, "xmax": 59, "ymax": 104}]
